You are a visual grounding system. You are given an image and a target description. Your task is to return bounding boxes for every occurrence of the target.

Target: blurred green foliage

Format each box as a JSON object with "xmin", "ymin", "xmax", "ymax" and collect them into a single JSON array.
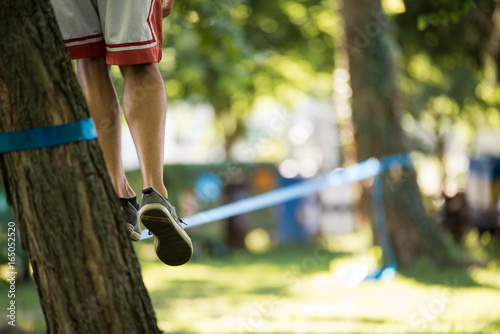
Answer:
[
  {"xmin": 157, "ymin": 0, "xmax": 336, "ymax": 149},
  {"xmin": 395, "ymin": 0, "xmax": 500, "ymax": 156},
  {"xmin": 156, "ymin": 0, "xmax": 499, "ymax": 157},
  {"xmin": 412, "ymin": 0, "xmax": 476, "ymax": 30}
]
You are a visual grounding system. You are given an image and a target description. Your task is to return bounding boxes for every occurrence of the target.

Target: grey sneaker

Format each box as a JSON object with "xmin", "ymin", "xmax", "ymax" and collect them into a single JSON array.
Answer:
[
  {"xmin": 120, "ymin": 199, "xmax": 141, "ymax": 242},
  {"xmin": 139, "ymin": 188, "xmax": 193, "ymax": 266}
]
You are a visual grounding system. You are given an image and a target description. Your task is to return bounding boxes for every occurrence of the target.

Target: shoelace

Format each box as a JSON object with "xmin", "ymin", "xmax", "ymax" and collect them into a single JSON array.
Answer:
[{"xmin": 169, "ymin": 204, "xmax": 188, "ymax": 226}]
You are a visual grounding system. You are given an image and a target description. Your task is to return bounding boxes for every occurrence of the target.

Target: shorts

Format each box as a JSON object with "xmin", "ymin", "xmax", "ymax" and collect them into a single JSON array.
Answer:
[{"xmin": 50, "ymin": 0, "xmax": 162, "ymax": 65}]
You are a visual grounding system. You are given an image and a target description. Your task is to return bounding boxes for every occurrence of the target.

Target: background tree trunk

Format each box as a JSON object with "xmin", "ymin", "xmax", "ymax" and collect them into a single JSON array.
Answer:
[
  {"xmin": 341, "ymin": 0, "xmax": 453, "ymax": 266},
  {"xmin": 0, "ymin": 2, "xmax": 160, "ymax": 332}
]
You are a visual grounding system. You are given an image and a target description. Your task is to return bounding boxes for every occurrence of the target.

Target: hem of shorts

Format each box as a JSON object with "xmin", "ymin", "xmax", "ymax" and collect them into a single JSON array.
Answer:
[
  {"xmin": 106, "ymin": 47, "xmax": 162, "ymax": 65},
  {"xmin": 67, "ymin": 41, "xmax": 106, "ymax": 60}
]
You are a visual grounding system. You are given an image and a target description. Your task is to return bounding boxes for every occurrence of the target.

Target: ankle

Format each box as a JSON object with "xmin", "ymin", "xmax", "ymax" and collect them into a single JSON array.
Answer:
[
  {"xmin": 156, "ymin": 188, "xmax": 168, "ymax": 199},
  {"xmin": 144, "ymin": 184, "xmax": 168, "ymax": 199},
  {"xmin": 116, "ymin": 189, "xmax": 136, "ymax": 199},
  {"xmin": 113, "ymin": 180, "xmax": 136, "ymax": 199}
]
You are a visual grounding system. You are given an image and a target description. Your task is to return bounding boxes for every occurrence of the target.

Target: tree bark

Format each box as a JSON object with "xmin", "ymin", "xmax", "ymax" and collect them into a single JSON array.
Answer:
[
  {"xmin": 0, "ymin": 2, "xmax": 160, "ymax": 333},
  {"xmin": 341, "ymin": 0, "xmax": 453, "ymax": 266}
]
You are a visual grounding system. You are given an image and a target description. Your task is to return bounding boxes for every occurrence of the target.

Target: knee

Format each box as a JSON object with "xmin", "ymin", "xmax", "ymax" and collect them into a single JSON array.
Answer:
[
  {"xmin": 120, "ymin": 63, "xmax": 161, "ymax": 82},
  {"xmin": 75, "ymin": 55, "xmax": 108, "ymax": 75},
  {"xmin": 120, "ymin": 62, "xmax": 150, "ymax": 74},
  {"xmin": 75, "ymin": 56, "xmax": 109, "ymax": 92}
]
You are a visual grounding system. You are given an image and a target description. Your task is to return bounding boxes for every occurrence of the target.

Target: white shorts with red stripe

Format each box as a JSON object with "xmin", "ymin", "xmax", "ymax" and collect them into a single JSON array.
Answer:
[{"xmin": 50, "ymin": 0, "xmax": 162, "ymax": 65}]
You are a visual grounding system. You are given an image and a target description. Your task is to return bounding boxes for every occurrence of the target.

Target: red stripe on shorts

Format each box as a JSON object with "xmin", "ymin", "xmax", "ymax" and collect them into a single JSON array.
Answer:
[
  {"xmin": 105, "ymin": 39, "xmax": 156, "ymax": 48},
  {"xmin": 106, "ymin": 46, "xmax": 160, "ymax": 65},
  {"xmin": 64, "ymin": 33, "xmax": 104, "ymax": 44}
]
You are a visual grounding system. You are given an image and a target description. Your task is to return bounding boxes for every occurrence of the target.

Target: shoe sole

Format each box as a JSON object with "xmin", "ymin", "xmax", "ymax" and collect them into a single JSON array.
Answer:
[
  {"xmin": 127, "ymin": 224, "xmax": 141, "ymax": 242},
  {"xmin": 139, "ymin": 203, "xmax": 193, "ymax": 266}
]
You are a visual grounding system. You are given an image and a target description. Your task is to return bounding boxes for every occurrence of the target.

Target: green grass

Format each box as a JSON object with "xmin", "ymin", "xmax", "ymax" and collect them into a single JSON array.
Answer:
[{"xmin": 1, "ymin": 237, "xmax": 500, "ymax": 334}]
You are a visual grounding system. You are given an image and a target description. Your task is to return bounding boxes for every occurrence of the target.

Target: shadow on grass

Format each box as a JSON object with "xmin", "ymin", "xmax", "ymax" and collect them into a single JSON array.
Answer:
[
  {"xmin": 398, "ymin": 257, "xmax": 499, "ymax": 290},
  {"xmin": 487, "ymin": 320, "xmax": 500, "ymax": 328},
  {"xmin": 150, "ymin": 279, "xmax": 288, "ymax": 298},
  {"xmin": 153, "ymin": 279, "xmax": 228, "ymax": 298},
  {"xmin": 200, "ymin": 244, "xmax": 350, "ymax": 272},
  {"xmin": 143, "ymin": 243, "xmax": 346, "ymax": 310}
]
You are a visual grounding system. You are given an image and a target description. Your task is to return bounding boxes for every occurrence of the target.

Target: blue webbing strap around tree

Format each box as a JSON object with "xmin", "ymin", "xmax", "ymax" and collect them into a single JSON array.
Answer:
[{"xmin": 0, "ymin": 118, "xmax": 97, "ymax": 154}]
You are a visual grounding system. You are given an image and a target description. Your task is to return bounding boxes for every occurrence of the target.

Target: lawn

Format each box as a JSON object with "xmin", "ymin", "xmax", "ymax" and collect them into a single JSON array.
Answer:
[{"xmin": 1, "ymin": 233, "xmax": 500, "ymax": 334}]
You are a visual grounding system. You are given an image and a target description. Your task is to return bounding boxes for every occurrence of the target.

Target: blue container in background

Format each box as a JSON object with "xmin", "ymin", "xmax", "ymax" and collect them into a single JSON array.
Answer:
[{"xmin": 277, "ymin": 177, "xmax": 309, "ymax": 243}]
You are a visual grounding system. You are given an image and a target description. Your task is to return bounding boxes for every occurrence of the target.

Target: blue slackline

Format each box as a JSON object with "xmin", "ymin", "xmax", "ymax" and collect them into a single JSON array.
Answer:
[
  {"xmin": 0, "ymin": 118, "xmax": 97, "ymax": 154},
  {"xmin": 140, "ymin": 153, "xmax": 412, "ymax": 240}
]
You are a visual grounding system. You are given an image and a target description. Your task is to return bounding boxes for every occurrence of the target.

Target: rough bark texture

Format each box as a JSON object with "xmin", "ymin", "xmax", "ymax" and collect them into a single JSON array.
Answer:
[
  {"xmin": 0, "ymin": 2, "xmax": 161, "ymax": 333},
  {"xmin": 341, "ymin": 0, "xmax": 453, "ymax": 266}
]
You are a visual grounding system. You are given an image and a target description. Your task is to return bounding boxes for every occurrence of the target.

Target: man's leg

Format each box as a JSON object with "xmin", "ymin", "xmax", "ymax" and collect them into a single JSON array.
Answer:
[
  {"xmin": 120, "ymin": 63, "xmax": 192, "ymax": 265},
  {"xmin": 119, "ymin": 63, "xmax": 168, "ymax": 198},
  {"xmin": 76, "ymin": 55, "xmax": 135, "ymax": 199}
]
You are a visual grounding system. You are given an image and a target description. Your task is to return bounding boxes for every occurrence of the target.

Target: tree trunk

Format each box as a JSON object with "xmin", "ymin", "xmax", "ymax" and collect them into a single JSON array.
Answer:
[
  {"xmin": 341, "ymin": 0, "xmax": 453, "ymax": 266},
  {"xmin": 0, "ymin": 2, "xmax": 160, "ymax": 333}
]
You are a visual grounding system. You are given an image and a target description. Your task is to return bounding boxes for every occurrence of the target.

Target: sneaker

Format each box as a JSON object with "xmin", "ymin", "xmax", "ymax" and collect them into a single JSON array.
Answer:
[
  {"xmin": 139, "ymin": 188, "xmax": 193, "ymax": 266},
  {"xmin": 119, "ymin": 198, "xmax": 141, "ymax": 242}
]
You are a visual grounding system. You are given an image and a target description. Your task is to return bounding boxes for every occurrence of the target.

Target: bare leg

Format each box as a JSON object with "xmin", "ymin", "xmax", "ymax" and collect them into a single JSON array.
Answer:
[
  {"xmin": 76, "ymin": 55, "xmax": 135, "ymax": 199},
  {"xmin": 120, "ymin": 63, "xmax": 168, "ymax": 198}
]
